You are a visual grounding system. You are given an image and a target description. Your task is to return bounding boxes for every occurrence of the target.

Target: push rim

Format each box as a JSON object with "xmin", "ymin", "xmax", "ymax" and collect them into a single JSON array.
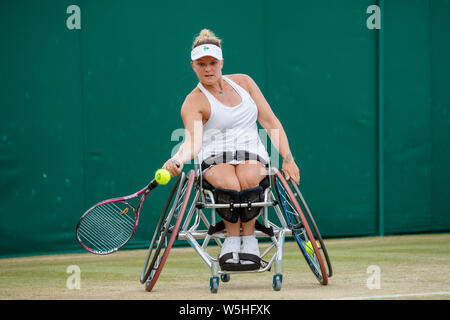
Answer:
[
  {"xmin": 288, "ymin": 179, "xmax": 333, "ymax": 278},
  {"xmin": 140, "ymin": 173, "xmax": 184, "ymax": 283},
  {"xmin": 272, "ymin": 169, "xmax": 328, "ymax": 285},
  {"xmin": 143, "ymin": 170, "xmax": 195, "ymax": 291}
]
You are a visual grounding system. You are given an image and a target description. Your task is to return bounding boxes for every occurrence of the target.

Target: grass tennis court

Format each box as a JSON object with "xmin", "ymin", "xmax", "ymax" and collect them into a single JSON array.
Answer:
[{"xmin": 1, "ymin": 233, "xmax": 449, "ymax": 300}]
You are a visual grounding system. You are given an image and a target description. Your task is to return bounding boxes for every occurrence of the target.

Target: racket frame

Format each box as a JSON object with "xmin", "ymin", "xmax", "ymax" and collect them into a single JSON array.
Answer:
[{"xmin": 76, "ymin": 180, "xmax": 158, "ymax": 255}]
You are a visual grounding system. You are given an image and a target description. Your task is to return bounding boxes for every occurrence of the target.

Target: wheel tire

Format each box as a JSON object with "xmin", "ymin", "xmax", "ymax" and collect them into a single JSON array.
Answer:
[
  {"xmin": 272, "ymin": 169, "xmax": 328, "ymax": 285},
  {"xmin": 141, "ymin": 170, "xmax": 195, "ymax": 291}
]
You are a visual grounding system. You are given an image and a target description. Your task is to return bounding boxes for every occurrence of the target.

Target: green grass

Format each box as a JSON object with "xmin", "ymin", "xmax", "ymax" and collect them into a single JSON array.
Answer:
[{"xmin": 0, "ymin": 233, "xmax": 449, "ymax": 300}]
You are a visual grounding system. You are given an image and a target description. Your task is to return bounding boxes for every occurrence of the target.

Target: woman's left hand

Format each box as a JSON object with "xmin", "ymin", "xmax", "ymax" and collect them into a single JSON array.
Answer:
[{"xmin": 282, "ymin": 154, "xmax": 300, "ymax": 185}]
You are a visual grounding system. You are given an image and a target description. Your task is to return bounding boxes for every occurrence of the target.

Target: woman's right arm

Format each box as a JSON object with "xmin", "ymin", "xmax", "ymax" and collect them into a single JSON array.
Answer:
[{"xmin": 162, "ymin": 93, "xmax": 204, "ymax": 177}]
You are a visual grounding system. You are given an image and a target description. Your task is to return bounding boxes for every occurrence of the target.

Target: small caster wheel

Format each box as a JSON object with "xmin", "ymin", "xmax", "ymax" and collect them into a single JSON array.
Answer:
[
  {"xmin": 221, "ymin": 274, "xmax": 230, "ymax": 282},
  {"xmin": 272, "ymin": 274, "xmax": 283, "ymax": 291},
  {"xmin": 210, "ymin": 276, "xmax": 219, "ymax": 293}
]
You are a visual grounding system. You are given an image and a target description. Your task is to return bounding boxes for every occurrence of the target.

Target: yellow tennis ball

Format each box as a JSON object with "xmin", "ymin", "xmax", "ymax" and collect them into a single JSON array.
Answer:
[
  {"xmin": 305, "ymin": 241, "xmax": 314, "ymax": 255},
  {"xmin": 155, "ymin": 169, "xmax": 171, "ymax": 185}
]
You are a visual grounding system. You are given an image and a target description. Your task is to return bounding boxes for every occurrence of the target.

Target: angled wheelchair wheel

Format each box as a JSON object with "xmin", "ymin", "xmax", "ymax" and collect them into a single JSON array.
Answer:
[
  {"xmin": 140, "ymin": 170, "xmax": 195, "ymax": 291},
  {"xmin": 140, "ymin": 172, "xmax": 185, "ymax": 286},
  {"xmin": 271, "ymin": 169, "xmax": 329, "ymax": 285},
  {"xmin": 287, "ymin": 178, "xmax": 333, "ymax": 278}
]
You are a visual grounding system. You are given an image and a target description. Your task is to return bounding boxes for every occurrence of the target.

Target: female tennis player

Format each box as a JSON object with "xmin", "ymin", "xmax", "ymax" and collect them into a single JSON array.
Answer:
[{"xmin": 163, "ymin": 29, "xmax": 300, "ymax": 270}]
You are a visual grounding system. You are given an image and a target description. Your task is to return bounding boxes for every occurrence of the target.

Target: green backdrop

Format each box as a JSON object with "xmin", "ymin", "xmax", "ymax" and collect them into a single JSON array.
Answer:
[{"xmin": 1, "ymin": 0, "xmax": 449, "ymax": 257}]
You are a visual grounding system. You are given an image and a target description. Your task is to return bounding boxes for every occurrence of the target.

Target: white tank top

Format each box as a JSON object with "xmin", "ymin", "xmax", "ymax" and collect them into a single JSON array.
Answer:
[{"xmin": 197, "ymin": 76, "xmax": 269, "ymax": 165}]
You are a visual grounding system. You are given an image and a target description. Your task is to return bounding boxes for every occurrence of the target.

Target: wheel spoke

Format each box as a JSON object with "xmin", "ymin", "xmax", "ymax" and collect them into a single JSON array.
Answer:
[
  {"xmin": 141, "ymin": 170, "xmax": 195, "ymax": 291},
  {"xmin": 272, "ymin": 170, "xmax": 328, "ymax": 285}
]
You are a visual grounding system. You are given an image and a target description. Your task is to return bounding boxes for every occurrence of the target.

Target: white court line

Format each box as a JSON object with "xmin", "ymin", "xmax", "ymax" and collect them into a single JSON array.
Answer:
[{"xmin": 330, "ymin": 291, "xmax": 450, "ymax": 300}]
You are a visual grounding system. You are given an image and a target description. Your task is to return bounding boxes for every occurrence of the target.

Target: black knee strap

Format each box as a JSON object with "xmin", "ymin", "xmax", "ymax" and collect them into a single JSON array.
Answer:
[
  {"xmin": 239, "ymin": 186, "xmax": 264, "ymax": 222},
  {"xmin": 213, "ymin": 188, "xmax": 240, "ymax": 223}
]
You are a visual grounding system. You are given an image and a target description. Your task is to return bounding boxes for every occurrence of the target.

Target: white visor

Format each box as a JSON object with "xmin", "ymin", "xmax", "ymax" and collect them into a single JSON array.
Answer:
[{"xmin": 191, "ymin": 44, "xmax": 223, "ymax": 61}]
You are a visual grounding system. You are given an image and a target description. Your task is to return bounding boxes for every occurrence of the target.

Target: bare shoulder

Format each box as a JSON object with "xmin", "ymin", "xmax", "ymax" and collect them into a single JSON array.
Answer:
[
  {"xmin": 226, "ymin": 73, "xmax": 256, "ymax": 92},
  {"xmin": 181, "ymin": 87, "xmax": 209, "ymax": 119}
]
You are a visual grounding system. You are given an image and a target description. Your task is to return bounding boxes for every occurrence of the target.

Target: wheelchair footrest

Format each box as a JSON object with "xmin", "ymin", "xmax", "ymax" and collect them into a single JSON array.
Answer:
[
  {"xmin": 219, "ymin": 253, "xmax": 269, "ymax": 272},
  {"xmin": 220, "ymin": 263, "xmax": 260, "ymax": 272}
]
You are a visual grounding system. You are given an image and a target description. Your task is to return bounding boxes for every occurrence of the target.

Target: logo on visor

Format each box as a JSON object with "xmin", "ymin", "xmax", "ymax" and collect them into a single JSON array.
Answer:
[{"xmin": 204, "ymin": 46, "xmax": 210, "ymax": 51}]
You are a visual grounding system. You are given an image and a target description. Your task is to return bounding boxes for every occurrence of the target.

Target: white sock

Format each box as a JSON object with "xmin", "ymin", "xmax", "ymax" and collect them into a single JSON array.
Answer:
[
  {"xmin": 241, "ymin": 235, "xmax": 260, "ymax": 264},
  {"xmin": 219, "ymin": 236, "xmax": 240, "ymax": 264}
]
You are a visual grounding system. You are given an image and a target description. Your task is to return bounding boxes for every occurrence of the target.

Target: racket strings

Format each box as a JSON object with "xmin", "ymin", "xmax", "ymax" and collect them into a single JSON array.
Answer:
[
  {"xmin": 78, "ymin": 201, "xmax": 136, "ymax": 253},
  {"xmin": 79, "ymin": 213, "xmax": 133, "ymax": 252},
  {"xmin": 79, "ymin": 215, "xmax": 129, "ymax": 251},
  {"xmin": 80, "ymin": 210, "xmax": 129, "ymax": 248}
]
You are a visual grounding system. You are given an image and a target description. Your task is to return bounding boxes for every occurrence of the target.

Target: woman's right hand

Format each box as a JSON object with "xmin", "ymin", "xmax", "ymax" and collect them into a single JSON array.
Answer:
[{"xmin": 162, "ymin": 158, "xmax": 183, "ymax": 177}]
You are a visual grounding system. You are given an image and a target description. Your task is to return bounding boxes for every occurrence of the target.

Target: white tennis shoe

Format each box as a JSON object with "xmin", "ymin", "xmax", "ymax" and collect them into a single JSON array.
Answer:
[
  {"xmin": 241, "ymin": 235, "xmax": 260, "ymax": 264},
  {"xmin": 219, "ymin": 236, "xmax": 241, "ymax": 264}
]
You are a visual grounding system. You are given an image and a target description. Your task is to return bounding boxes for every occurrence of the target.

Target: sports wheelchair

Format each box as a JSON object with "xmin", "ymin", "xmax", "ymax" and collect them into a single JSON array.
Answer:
[{"xmin": 140, "ymin": 159, "xmax": 332, "ymax": 293}]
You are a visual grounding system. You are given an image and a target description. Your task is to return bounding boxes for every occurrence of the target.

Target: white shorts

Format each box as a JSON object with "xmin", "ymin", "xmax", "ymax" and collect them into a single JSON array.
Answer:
[{"xmin": 200, "ymin": 150, "xmax": 269, "ymax": 175}]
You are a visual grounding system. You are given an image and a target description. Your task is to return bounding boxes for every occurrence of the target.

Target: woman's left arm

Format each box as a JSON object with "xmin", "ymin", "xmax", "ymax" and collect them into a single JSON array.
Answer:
[{"xmin": 241, "ymin": 74, "xmax": 300, "ymax": 185}]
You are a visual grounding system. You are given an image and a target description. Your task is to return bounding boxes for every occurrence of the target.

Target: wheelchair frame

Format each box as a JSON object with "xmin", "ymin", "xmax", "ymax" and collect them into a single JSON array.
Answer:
[
  {"xmin": 178, "ymin": 171, "xmax": 290, "ymax": 291},
  {"xmin": 141, "ymin": 160, "xmax": 332, "ymax": 293}
]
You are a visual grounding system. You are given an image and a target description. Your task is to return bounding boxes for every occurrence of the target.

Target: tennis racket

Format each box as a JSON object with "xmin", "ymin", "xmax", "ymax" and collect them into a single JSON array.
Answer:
[{"xmin": 76, "ymin": 167, "xmax": 176, "ymax": 255}]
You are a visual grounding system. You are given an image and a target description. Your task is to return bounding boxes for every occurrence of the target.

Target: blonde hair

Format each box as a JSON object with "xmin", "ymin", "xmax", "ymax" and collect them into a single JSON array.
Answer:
[{"xmin": 192, "ymin": 29, "xmax": 222, "ymax": 49}]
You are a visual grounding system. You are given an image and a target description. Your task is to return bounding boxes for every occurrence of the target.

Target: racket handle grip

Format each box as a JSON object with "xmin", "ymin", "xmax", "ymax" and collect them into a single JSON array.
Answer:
[{"xmin": 147, "ymin": 179, "xmax": 159, "ymax": 191}]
